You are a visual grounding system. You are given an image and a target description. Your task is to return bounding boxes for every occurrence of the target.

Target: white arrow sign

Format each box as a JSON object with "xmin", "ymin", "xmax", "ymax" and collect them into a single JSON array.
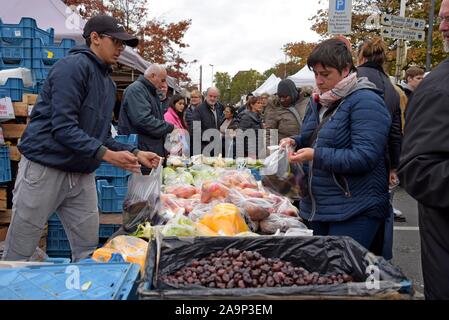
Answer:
[
  {"xmin": 381, "ymin": 26, "xmax": 426, "ymax": 41},
  {"xmin": 380, "ymin": 14, "xmax": 426, "ymax": 30}
]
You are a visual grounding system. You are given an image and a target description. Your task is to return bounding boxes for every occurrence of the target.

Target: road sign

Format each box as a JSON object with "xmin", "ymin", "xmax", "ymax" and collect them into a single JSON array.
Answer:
[
  {"xmin": 328, "ymin": 0, "xmax": 352, "ymax": 35},
  {"xmin": 380, "ymin": 14, "xmax": 426, "ymax": 30},
  {"xmin": 381, "ymin": 26, "xmax": 426, "ymax": 41}
]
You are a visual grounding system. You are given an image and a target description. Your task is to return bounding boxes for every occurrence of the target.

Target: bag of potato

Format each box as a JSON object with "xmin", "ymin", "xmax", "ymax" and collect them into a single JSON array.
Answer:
[
  {"xmin": 198, "ymin": 203, "xmax": 249, "ymax": 236},
  {"xmin": 227, "ymin": 189, "xmax": 272, "ymax": 221},
  {"xmin": 92, "ymin": 235, "xmax": 148, "ymax": 273}
]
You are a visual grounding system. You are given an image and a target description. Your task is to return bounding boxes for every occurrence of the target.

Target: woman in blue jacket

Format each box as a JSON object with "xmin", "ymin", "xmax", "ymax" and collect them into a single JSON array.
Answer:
[{"xmin": 280, "ymin": 38, "xmax": 391, "ymax": 250}]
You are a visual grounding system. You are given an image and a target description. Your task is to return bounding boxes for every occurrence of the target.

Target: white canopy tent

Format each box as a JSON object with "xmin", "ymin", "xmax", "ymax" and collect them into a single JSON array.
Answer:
[
  {"xmin": 252, "ymin": 74, "xmax": 281, "ymax": 96},
  {"xmin": 287, "ymin": 65, "xmax": 316, "ymax": 88},
  {"xmin": 0, "ymin": 0, "xmax": 180, "ymax": 91}
]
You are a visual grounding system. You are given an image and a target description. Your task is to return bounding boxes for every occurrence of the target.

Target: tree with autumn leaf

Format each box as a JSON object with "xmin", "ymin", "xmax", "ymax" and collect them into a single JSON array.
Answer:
[
  {"xmin": 310, "ymin": 0, "xmax": 446, "ymax": 74},
  {"xmin": 64, "ymin": 0, "xmax": 192, "ymax": 83}
]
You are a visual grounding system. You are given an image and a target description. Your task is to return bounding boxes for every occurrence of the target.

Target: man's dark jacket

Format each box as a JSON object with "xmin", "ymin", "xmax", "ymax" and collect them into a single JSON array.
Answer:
[
  {"xmin": 398, "ymin": 57, "xmax": 449, "ymax": 299},
  {"xmin": 19, "ymin": 45, "xmax": 136, "ymax": 173},
  {"xmin": 191, "ymin": 101, "xmax": 224, "ymax": 153},
  {"xmin": 118, "ymin": 75, "xmax": 174, "ymax": 157}
]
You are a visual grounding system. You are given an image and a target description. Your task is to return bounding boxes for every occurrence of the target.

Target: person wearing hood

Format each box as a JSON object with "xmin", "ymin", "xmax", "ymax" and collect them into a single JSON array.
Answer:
[
  {"xmin": 357, "ymin": 37, "xmax": 403, "ymax": 259},
  {"xmin": 280, "ymin": 38, "xmax": 391, "ymax": 251},
  {"xmin": 2, "ymin": 16, "xmax": 161, "ymax": 262},
  {"xmin": 264, "ymin": 79, "xmax": 308, "ymax": 146},
  {"xmin": 237, "ymin": 96, "xmax": 264, "ymax": 158}
]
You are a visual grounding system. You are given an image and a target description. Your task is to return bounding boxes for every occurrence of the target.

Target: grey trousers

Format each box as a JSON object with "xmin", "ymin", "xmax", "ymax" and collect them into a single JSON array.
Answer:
[{"xmin": 2, "ymin": 157, "xmax": 99, "ymax": 262}]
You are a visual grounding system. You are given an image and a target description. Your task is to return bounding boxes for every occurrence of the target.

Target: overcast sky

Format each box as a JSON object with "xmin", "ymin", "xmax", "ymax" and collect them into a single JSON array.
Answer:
[{"xmin": 149, "ymin": 0, "xmax": 324, "ymax": 87}]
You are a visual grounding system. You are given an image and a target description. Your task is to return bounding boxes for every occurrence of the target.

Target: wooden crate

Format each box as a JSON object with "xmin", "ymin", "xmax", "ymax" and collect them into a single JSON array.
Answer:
[
  {"xmin": 8, "ymin": 145, "xmax": 21, "ymax": 161},
  {"xmin": 22, "ymin": 94, "xmax": 38, "ymax": 106},
  {"xmin": 1, "ymin": 124, "xmax": 27, "ymax": 139},
  {"xmin": 13, "ymin": 102, "xmax": 29, "ymax": 117},
  {"xmin": 0, "ymin": 188, "xmax": 6, "ymax": 211}
]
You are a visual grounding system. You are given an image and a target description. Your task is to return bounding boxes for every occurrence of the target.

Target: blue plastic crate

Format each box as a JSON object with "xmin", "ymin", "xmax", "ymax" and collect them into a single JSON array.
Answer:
[
  {"xmin": 250, "ymin": 168, "xmax": 261, "ymax": 181},
  {"xmin": 32, "ymin": 38, "xmax": 75, "ymax": 62},
  {"xmin": 0, "ymin": 146, "xmax": 11, "ymax": 183},
  {"xmin": 0, "ymin": 262, "xmax": 140, "ymax": 300},
  {"xmin": 96, "ymin": 180, "xmax": 127, "ymax": 213},
  {"xmin": 0, "ymin": 17, "xmax": 54, "ymax": 46},
  {"xmin": 0, "ymin": 38, "xmax": 32, "ymax": 69},
  {"xmin": 47, "ymin": 213, "xmax": 121, "ymax": 253},
  {"xmin": 0, "ymin": 78, "xmax": 34, "ymax": 101},
  {"xmin": 95, "ymin": 162, "xmax": 131, "ymax": 179}
]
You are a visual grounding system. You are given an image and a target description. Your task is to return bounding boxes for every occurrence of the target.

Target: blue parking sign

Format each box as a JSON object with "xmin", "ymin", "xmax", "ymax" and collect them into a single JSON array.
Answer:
[{"xmin": 336, "ymin": 0, "xmax": 346, "ymax": 11}]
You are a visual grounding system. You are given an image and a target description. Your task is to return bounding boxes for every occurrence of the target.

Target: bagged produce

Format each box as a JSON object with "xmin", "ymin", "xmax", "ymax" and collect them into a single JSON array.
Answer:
[
  {"xmin": 121, "ymin": 164, "xmax": 163, "ymax": 232},
  {"xmin": 162, "ymin": 214, "xmax": 197, "ymax": 237},
  {"xmin": 200, "ymin": 181, "xmax": 230, "ymax": 203},
  {"xmin": 163, "ymin": 168, "xmax": 194, "ymax": 186},
  {"xmin": 227, "ymin": 189, "xmax": 271, "ymax": 222},
  {"xmin": 195, "ymin": 222, "xmax": 218, "ymax": 236},
  {"xmin": 92, "ymin": 235, "xmax": 148, "ymax": 273},
  {"xmin": 259, "ymin": 213, "xmax": 308, "ymax": 235},
  {"xmin": 164, "ymin": 185, "xmax": 198, "ymax": 199},
  {"xmin": 260, "ymin": 148, "xmax": 305, "ymax": 201},
  {"xmin": 219, "ymin": 169, "xmax": 258, "ymax": 189},
  {"xmin": 199, "ymin": 203, "xmax": 249, "ymax": 236}
]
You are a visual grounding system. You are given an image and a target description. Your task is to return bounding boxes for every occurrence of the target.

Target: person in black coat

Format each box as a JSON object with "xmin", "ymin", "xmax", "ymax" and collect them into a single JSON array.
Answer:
[
  {"xmin": 398, "ymin": 0, "xmax": 449, "ymax": 299},
  {"xmin": 237, "ymin": 96, "xmax": 264, "ymax": 158},
  {"xmin": 191, "ymin": 87, "xmax": 224, "ymax": 155},
  {"xmin": 357, "ymin": 37, "xmax": 402, "ymax": 260}
]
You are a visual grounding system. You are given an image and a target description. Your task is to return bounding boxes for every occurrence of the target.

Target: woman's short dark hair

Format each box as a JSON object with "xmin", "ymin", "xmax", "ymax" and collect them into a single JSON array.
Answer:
[
  {"xmin": 307, "ymin": 38, "xmax": 355, "ymax": 74},
  {"xmin": 224, "ymin": 105, "xmax": 235, "ymax": 116}
]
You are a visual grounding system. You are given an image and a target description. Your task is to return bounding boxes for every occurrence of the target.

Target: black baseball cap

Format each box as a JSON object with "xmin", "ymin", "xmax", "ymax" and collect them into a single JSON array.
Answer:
[{"xmin": 83, "ymin": 15, "xmax": 139, "ymax": 48}]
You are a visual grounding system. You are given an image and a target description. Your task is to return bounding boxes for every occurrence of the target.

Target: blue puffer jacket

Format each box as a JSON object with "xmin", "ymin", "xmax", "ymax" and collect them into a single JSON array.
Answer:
[
  {"xmin": 19, "ymin": 45, "xmax": 136, "ymax": 173},
  {"xmin": 293, "ymin": 78, "xmax": 391, "ymax": 222}
]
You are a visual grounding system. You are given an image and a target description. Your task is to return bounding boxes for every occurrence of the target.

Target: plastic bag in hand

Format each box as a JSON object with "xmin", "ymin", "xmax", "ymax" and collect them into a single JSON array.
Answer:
[
  {"xmin": 122, "ymin": 164, "xmax": 163, "ymax": 231},
  {"xmin": 260, "ymin": 148, "xmax": 305, "ymax": 201},
  {"xmin": 164, "ymin": 129, "xmax": 190, "ymax": 157}
]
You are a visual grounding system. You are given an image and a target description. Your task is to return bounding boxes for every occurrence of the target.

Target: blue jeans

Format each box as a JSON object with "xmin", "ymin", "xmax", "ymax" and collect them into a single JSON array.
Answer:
[{"xmin": 310, "ymin": 214, "xmax": 382, "ymax": 250}]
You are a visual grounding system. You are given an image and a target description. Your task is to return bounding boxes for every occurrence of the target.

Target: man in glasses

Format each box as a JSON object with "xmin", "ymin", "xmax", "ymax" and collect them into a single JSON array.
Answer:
[
  {"xmin": 2, "ymin": 15, "xmax": 161, "ymax": 262},
  {"xmin": 398, "ymin": 0, "xmax": 449, "ymax": 299}
]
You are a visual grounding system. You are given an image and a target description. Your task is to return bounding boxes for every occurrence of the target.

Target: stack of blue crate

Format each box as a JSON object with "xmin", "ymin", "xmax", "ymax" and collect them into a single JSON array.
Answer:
[
  {"xmin": 0, "ymin": 17, "xmax": 75, "ymax": 100},
  {"xmin": 96, "ymin": 134, "xmax": 138, "ymax": 213},
  {"xmin": 46, "ymin": 213, "xmax": 121, "ymax": 258}
]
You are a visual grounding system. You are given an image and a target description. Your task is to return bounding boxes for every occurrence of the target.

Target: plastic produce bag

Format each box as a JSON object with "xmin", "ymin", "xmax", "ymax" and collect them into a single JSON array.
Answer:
[
  {"xmin": 219, "ymin": 169, "xmax": 258, "ymax": 189},
  {"xmin": 259, "ymin": 213, "xmax": 308, "ymax": 235},
  {"xmin": 161, "ymin": 214, "xmax": 197, "ymax": 237},
  {"xmin": 200, "ymin": 181, "xmax": 230, "ymax": 203},
  {"xmin": 198, "ymin": 203, "xmax": 249, "ymax": 236},
  {"xmin": 164, "ymin": 129, "xmax": 190, "ymax": 157},
  {"xmin": 164, "ymin": 184, "xmax": 198, "ymax": 199},
  {"xmin": 120, "ymin": 164, "xmax": 163, "ymax": 234},
  {"xmin": 92, "ymin": 235, "xmax": 148, "ymax": 273},
  {"xmin": 260, "ymin": 148, "xmax": 305, "ymax": 201},
  {"xmin": 227, "ymin": 189, "xmax": 272, "ymax": 222}
]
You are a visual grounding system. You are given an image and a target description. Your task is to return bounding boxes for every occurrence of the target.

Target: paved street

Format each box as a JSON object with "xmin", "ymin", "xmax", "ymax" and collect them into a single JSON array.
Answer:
[{"xmin": 391, "ymin": 187, "xmax": 424, "ymax": 298}]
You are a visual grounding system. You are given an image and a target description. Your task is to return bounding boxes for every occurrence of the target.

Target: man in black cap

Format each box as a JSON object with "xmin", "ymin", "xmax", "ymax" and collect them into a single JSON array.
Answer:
[{"xmin": 2, "ymin": 15, "xmax": 160, "ymax": 262}]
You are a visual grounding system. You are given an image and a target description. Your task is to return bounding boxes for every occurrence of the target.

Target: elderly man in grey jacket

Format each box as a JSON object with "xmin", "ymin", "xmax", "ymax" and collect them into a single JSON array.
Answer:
[{"xmin": 118, "ymin": 64, "xmax": 174, "ymax": 158}]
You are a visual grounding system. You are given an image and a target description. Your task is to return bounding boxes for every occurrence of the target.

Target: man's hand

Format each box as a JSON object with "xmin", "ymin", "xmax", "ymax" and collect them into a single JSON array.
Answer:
[
  {"xmin": 389, "ymin": 169, "xmax": 399, "ymax": 188},
  {"xmin": 136, "ymin": 151, "xmax": 162, "ymax": 169},
  {"xmin": 102, "ymin": 150, "xmax": 141, "ymax": 173},
  {"xmin": 279, "ymin": 137, "xmax": 296, "ymax": 149},
  {"xmin": 288, "ymin": 148, "xmax": 314, "ymax": 163}
]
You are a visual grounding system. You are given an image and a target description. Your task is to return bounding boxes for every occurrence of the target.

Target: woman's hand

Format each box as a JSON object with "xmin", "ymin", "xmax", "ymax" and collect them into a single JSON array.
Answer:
[
  {"xmin": 289, "ymin": 148, "xmax": 314, "ymax": 163},
  {"xmin": 279, "ymin": 137, "xmax": 296, "ymax": 149}
]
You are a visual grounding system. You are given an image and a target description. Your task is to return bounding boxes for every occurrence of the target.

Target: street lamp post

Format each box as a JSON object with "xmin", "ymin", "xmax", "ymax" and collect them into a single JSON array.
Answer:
[{"xmin": 209, "ymin": 64, "xmax": 214, "ymax": 87}]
